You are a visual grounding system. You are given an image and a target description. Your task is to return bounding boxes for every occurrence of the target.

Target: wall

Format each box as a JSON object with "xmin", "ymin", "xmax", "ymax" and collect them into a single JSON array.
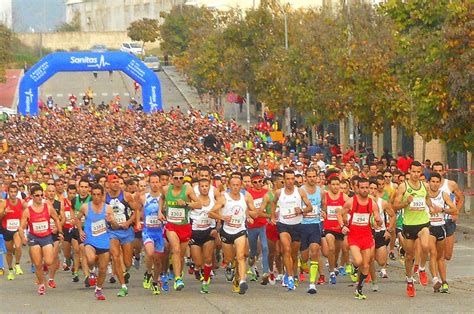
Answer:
[{"xmin": 16, "ymin": 31, "xmax": 161, "ymax": 52}]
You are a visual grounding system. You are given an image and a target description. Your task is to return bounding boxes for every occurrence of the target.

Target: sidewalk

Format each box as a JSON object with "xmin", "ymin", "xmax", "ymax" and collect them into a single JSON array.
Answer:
[{"xmin": 457, "ymin": 213, "xmax": 474, "ymax": 234}]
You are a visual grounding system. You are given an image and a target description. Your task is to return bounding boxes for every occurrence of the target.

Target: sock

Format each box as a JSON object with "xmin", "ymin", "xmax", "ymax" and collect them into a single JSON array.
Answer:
[
  {"xmin": 240, "ymin": 279, "xmax": 246, "ymax": 284},
  {"xmin": 95, "ymin": 287, "xmax": 102, "ymax": 291},
  {"xmin": 309, "ymin": 261, "xmax": 319, "ymax": 284},
  {"xmin": 406, "ymin": 276, "xmax": 413, "ymax": 283},
  {"xmin": 419, "ymin": 266, "xmax": 425, "ymax": 272},
  {"xmin": 330, "ymin": 271, "xmax": 335, "ymax": 276},
  {"xmin": 203, "ymin": 264, "xmax": 212, "ymax": 282},
  {"xmin": 357, "ymin": 273, "xmax": 368, "ymax": 291},
  {"xmin": 433, "ymin": 276, "xmax": 439, "ymax": 283},
  {"xmin": 121, "ymin": 284, "xmax": 127, "ymax": 289},
  {"xmin": 288, "ymin": 276, "xmax": 293, "ymax": 281}
]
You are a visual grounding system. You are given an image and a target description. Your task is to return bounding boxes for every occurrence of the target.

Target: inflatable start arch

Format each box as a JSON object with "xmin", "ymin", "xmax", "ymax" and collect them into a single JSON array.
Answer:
[{"xmin": 18, "ymin": 51, "xmax": 162, "ymax": 115}]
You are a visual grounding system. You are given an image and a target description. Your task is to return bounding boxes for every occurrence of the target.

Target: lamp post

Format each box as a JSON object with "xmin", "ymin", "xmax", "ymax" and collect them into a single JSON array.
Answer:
[{"xmin": 275, "ymin": 1, "xmax": 290, "ymax": 134}]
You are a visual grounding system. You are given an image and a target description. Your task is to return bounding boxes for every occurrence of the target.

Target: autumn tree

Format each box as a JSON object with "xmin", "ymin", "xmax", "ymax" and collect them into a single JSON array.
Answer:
[
  {"xmin": 0, "ymin": 24, "xmax": 12, "ymax": 83},
  {"xmin": 127, "ymin": 18, "xmax": 160, "ymax": 52}
]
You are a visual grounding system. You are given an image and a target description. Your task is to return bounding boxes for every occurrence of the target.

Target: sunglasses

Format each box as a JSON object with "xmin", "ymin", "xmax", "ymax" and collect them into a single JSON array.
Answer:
[
  {"xmin": 252, "ymin": 180, "xmax": 263, "ymax": 184},
  {"xmin": 33, "ymin": 194, "xmax": 43, "ymax": 197},
  {"xmin": 173, "ymin": 176, "xmax": 184, "ymax": 180}
]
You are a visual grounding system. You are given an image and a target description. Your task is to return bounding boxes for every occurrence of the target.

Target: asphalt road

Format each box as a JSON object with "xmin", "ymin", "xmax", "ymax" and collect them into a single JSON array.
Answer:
[
  {"xmin": 0, "ymin": 233, "xmax": 473, "ymax": 313},
  {"xmin": 39, "ymin": 70, "xmax": 188, "ymax": 111}
]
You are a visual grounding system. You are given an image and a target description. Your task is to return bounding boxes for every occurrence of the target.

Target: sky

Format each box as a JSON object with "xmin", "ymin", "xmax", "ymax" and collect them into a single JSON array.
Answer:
[{"xmin": 12, "ymin": 0, "xmax": 66, "ymax": 32}]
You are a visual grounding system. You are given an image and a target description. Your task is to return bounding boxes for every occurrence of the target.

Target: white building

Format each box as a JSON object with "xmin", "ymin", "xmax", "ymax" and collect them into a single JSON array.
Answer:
[
  {"xmin": 65, "ymin": 0, "xmax": 186, "ymax": 32},
  {"xmin": 0, "ymin": 0, "xmax": 12, "ymax": 29}
]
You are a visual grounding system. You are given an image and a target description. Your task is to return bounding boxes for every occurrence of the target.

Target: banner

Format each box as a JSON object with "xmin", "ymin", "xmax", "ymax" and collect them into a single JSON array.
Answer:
[{"xmin": 18, "ymin": 51, "xmax": 163, "ymax": 115}]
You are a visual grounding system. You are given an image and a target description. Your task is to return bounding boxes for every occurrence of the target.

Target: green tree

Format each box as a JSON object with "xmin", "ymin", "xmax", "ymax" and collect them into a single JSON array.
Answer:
[
  {"xmin": 127, "ymin": 18, "xmax": 160, "ymax": 53},
  {"xmin": 56, "ymin": 11, "xmax": 81, "ymax": 32},
  {"xmin": 0, "ymin": 24, "xmax": 12, "ymax": 83}
]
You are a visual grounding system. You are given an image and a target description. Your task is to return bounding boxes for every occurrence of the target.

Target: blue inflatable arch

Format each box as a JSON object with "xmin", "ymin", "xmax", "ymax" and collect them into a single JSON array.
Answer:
[{"xmin": 18, "ymin": 51, "xmax": 162, "ymax": 115}]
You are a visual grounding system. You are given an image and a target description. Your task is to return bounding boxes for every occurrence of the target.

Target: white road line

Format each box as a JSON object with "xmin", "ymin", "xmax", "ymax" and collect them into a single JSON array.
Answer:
[
  {"xmin": 79, "ymin": 93, "xmax": 85, "ymax": 96},
  {"xmin": 57, "ymin": 93, "xmax": 63, "ymax": 97},
  {"xmin": 102, "ymin": 93, "xmax": 108, "ymax": 96},
  {"xmin": 113, "ymin": 92, "xmax": 119, "ymax": 96},
  {"xmin": 123, "ymin": 92, "xmax": 130, "ymax": 96}
]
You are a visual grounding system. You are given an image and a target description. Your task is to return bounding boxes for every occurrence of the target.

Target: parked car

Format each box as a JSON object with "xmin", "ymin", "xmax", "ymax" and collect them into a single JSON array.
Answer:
[
  {"xmin": 143, "ymin": 56, "xmax": 161, "ymax": 72},
  {"xmin": 120, "ymin": 42, "xmax": 144, "ymax": 55},
  {"xmin": 90, "ymin": 44, "xmax": 107, "ymax": 53}
]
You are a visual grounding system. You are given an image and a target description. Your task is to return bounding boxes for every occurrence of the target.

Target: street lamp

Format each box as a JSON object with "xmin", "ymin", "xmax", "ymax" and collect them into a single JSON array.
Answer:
[{"xmin": 275, "ymin": 1, "xmax": 290, "ymax": 134}]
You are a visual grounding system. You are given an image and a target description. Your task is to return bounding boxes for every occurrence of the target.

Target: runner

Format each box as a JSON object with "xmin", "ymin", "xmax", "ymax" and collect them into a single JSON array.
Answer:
[
  {"xmin": 368, "ymin": 179, "xmax": 395, "ymax": 291},
  {"xmin": 427, "ymin": 172, "xmax": 458, "ymax": 293},
  {"xmin": 394, "ymin": 161, "xmax": 434, "ymax": 297},
  {"xmin": 136, "ymin": 172, "xmax": 166, "ymax": 295},
  {"xmin": 271, "ymin": 169, "xmax": 313, "ymax": 291},
  {"xmin": 209, "ymin": 175, "xmax": 258, "ymax": 294},
  {"xmin": 0, "ymin": 184, "xmax": 26, "ymax": 280},
  {"xmin": 61, "ymin": 184, "xmax": 77, "ymax": 272},
  {"xmin": 161, "ymin": 168, "xmax": 201, "ymax": 291},
  {"xmin": 338, "ymin": 177, "xmax": 383, "ymax": 299},
  {"xmin": 189, "ymin": 178, "xmax": 216, "ymax": 293},
  {"xmin": 76, "ymin": 184, "xmax": 118, "ymax": 300},
  {"xmin": 18, "ymin": 185, "xmax": 63, "ymax": 295},
  {"xmin": 382, "ymin": 170, "xmax": 398, "ymax": 260},
  {"xmin": 300, "ymin": 167, "xmax": 325, "ymax": 294},
  {"xmin": 431, "ymin": 162, "xmax": 464, "ymax": 261},
  {"xmin": 71, "ymin": 178, "xmax": 92, "ymax": 285},
  {"xmin": 246, "ymin": 172, "xmax": 270, "ymax": 284},
  {"xmin": 321, "ymin": 170, "xmax": 349, "ymax": 285},
  {"xmin": 105, "ymin": 174, "xmax": 138, "ymax": 297},
  {"xmin": 44, "ymin": 184, "xmax": 65, "ymax": 288}
]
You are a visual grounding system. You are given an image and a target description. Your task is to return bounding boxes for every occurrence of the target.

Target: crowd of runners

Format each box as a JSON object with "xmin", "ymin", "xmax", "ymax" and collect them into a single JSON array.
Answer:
[{"xmin": 0, "ymin": 107, "xmax": 464, "ymax": 300}]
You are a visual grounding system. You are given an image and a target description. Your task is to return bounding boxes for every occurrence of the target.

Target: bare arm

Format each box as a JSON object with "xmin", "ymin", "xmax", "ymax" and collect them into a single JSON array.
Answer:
[
  {"xmin": 298, "ymin": 188, "xmax": 313, "ymax": 214},
  {"xmin": 245, "ymin": 192, "xmax": 258, "ymax": 219},
  {"xmin": 208, "ymin": 195, "xmax": 226, "ymax": 221},
  {"xmin": 338, "ymin": 198, "xmax": 352, "ymax": 234},
  {"xmin": 18, "ymin": 207, "xmax": 30, "ymax": 245},
  {"xmin": 450, "ymin": 181, "xmax": 464, "ymax": 214},
  {"xmin": 393, "ymin": 183, "xmax": 410, "ymax": 211}
]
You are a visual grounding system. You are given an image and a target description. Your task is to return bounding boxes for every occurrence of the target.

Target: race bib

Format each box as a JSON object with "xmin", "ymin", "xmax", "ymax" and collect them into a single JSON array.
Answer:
[
  {"xmin": 64, "ymin": 211, "xmax": 73, "ymax": 224},
  {"xmin": 430, "ymin": 212, "xmax": 444, "ymax": 223},
  {"xmin": 196, "ymin": 216, "xmax": 212, "ymax": 228},
  {"xmin": 282, "ymin": 202, "xmax": 297, "ymax": 219},
  {"xmin": 254, "ymin": 198, "xmax": 263, "ymax": 209},
  {"xmin": 168, "ymin": 207, "xmax": 185, "ymax": 223},
  {"xmin": 114, "ymin": 213, "xmax": 126, "ymax": 224},
  {"xmin": 91, "ymin": 219, "xmax": 107, "ymax": 237},
  {"xmin": 304, "ymin": 205, "xmax": 320, "ymax": 219},
  {"xmin": 6, "ymin": 219, "xmax": 20, "ymax": 231},
  {"xmin": 32, "ymin": 221, "xmax": 48, "ymax": 233},
  {"xmin": 410, "ymin": 197, "xmax": 426, "ymax": 211},
  {"xmin": 326, "ymin": 206, "xmax": 339, "ymax": 220},
  {"xmin": 352, "ymin": 213, "xmax": 370, "ymax": 226},
  {"xmin": 228, "ymin": 215, "xmax": 244, "ymax": 228},
  {"xmin": 145, "ymin": 215, "xmax": 161, "ymax": 228}
]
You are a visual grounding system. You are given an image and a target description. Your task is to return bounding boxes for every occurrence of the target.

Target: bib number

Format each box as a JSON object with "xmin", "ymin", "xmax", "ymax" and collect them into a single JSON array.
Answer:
[
  {"xmin": 352, "ymin": 213, "xmax": 370, "ymax": 226},
  {"xmin": 326, "ymin": 206, "xmax": 339, "ymax": 220},
  {"xmin": 430, "ymin": 213, "xmax": 444, "ymax": 223},
  {"xmin": 6, "ymin": 219, "xmax": 20, "ymax": 231},
  {"xmin": 196, "ymin": 217, "xmax": 212, "ymax": 228},
  {"xmin": 65, "ymin": 211, "xmax": 73, "ymax": 223},
  {"xmin": 145, "ymin": 215, "xmax": 161, "ymax": 228},
  {"xmin": 228, "ymin": 215, "xmax": 244, "ymax": 228},
  {"xmin": 114, "ymin": 213, "xmax": 126, "ymax": 224},
  {"xmin": 91, "ymin": 219, "xmax": 107, "ymax": 237},
  {"xmin": 254, "ymin": 198, "xmax": 263, "ymax": 209},
  {"xmin": 304, "ymin": 205, "xmax": 320, "ymax": 219},
  {"xmin": 282, "ymin": 202, "xmax": 297, "ymax": 219},
  {"xmin": 410, "ymin": 197, "xmax": 426, "ymax": 211},
  {"xmin": 50, "ymin": 218, "xmax": 56, "ymax": 229},
  {"xmin": 32, "ymin": 221, "xmax": 48, "ymax": 233},
  {"xmin": 168, "ymin": 207, "xmax": 185, "ymax": 223}
]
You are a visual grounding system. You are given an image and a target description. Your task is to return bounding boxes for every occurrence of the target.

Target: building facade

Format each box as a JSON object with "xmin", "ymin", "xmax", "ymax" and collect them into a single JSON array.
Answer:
[
  {"xmin": 0, "ymin": 0, "xmax": 12, "ymax": 29},
  {"xmin": 65, "ymin": 0, "xmax": 186, "ymax": 32}
]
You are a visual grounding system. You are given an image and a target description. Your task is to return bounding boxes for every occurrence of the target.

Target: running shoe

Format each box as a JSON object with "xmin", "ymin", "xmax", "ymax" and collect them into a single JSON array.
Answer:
[
  {"xmin": 48, "ymin": 279, "xmax": 57, "ymax": 288},
  {"xmin": 160, "ymin": 274, "xmax": 169, "ymax": 291},
  {"xmin": 38, "ymin": 284, "xmax": 46, "ymax": 296},
  {"xmin": 72, "ymin": 272, "xmax": 79, "ymax": 283},
  {"xmin": 248, "ymin": 256, "xmax": 255, "ymax": 267},
  {"xmin": 143, "ymin": 272, "xmax": 152, "ymax": 289},
  {"xmin": 174, "ymin": 278, "xmax": 184, "ymax": 291},
  {"xmin": 350, "ymin": 271, "xmax": 358, "ymax": 283},
  {"xmin": 31, "ymin": 264, "xmax": 36, "ymax": 274},
  {"xmin": 188, "ymin": 263, "xmax": 195, "ymax": 275},
  {"xmin": 282, "ymin": 273, "xmax": 288, "ymax": 287},
  {"xmin": 194, "ymin": 269, "xmax": 202, "ymax": 281},
  {"xmin": 299, "ymin": 272, "xmax": 305, "ymax": 282},
  {"xmin": 287, "ymin": 277, "xmax": 295, "ymax": 291},
  {"xmin": 354, "ymin": 290, "xmax": 367, "ymax": 300},
  {"xmin": 7, "ymin": 270, "xmax": 14, "ymax": 280},
  {"xmin": 276, "ymin": 274, "xmax": 284, "ymax": 282},
  {"xmin": 117, "ymin": 286, "xmax": 128, "ymax": 297},
  {"xmin": 124, "ymin": 272, "xmax": 130, "ymax": 284},
  {"xmin": 247, "ymin": 268, "xmax": 257, "ymax": 282},
  {"xmin": 95, "ymin": 289, "xmax": 106, "ymax": 300},
  {"xmin": 151, "ymin": 282, "xmax": 161, "ymax": 295},
  {"xmin": 239, "ymin": 281, "xmax": 248, "ymax": 295},
  {"xmin": 440, "ymin": 283, "xmax": 449, "ymax": 293},
  {"xmin": 317, "ymin": 275, "xmax": 326, "ymax": 285},
  {"xmin": 345, "ymin": 263, "xmax": 353, "ymax": 276},
  {"xmin": 224, "ymin": 263, "xmax": 235, "ymax": 282},
  {"xmin": 419, "ymin": 270, "xmax": 428, "ymax": 286},
  {"xmin": 380, "ymin": 268, "xmax": 388, "ymax": 278},
  {"xmin": 413, "ymin": 264, "xmax": 419, "ymax": 274},
  {"xmin": 89, "ymin": 274, "xmax": 97, "ymax": 287},
  {"xmin": 109, "ymin": 276, "xmax": 116, "ymax": 284},
  {"xmin": 329, "ymin": 273, "xmax": 337, "ymax": 285},
  {"xmin": 261, "ymin": 273, "xmax": 270, "ymax": 285},
  {"xmin": 268, "ymin": 273, "xmax": 276, "ymax": 285},
  {"xmin": 201, "ymin": 280, "xmax": 209, "ymax": 294},
  {"xmin": 338, "ymin": 266, "xmax": 347, "ymax": 276},
  {"xmin": 133, "ymin": 258, "xmax": 140, "ymax": 270},
  {"xmin": 84, "ymin": 276, "xmax": 91, "ymax": 288},
  {"xmin": 232, "ymin": 280, "xmax": 240, "ymax": 293},
  {"xmin": 371, "ymin": 283, "xmax": 379, "ymax": 292},
  {"xmin": 389, "ymin": 251, "xmax": 396, "ymax": 260},
  {"xmin": 407, "ymin": 282, "xmax": 416, "ymax": 297},
  {"xmin": 433, "ymin": 280, "xmax": 442, "ymax": 293},
  {"xmin": 15, "ymin": 264, "xmax": 23, "ymax": 275},
  {"xmin": 307, "ymin": 283, "xmax": 317, "ymax": 294},
  {"xmin": 0, "ymin": 268, "xmax": 4, "ymax": 276}
]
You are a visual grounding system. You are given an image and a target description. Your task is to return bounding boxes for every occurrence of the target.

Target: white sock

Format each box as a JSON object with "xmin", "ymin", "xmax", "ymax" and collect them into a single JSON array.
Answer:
[
  {"xmin": 419, "ymin": 266, "xmax": 425, "ymax": 271},
  {"xmin": 122, "ymin": 284, "xmax": 127, "ymax": 289}
]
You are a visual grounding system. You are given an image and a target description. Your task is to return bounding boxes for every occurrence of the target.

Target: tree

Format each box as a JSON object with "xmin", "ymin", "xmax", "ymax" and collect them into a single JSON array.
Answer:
[
  {"xmin": 0, "ymin": 24, "xmax": 12, "ymax": 83},
  {"xmin": 127, "ymin": 18, "xmax": 160, "ymax": 52},
  {"xmin": 56, "ymin": 11, "xmax": 81, "ymax": 32}
]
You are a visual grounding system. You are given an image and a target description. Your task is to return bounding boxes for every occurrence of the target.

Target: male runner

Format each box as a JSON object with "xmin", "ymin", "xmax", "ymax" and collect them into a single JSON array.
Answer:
[{"xmin": 0, "ymin": 184, "xmax": 26, "ymax": 280}]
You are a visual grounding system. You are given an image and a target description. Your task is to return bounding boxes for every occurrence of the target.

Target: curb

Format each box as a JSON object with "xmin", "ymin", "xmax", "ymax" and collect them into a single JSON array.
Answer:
[{"xmin": 161, "ymin": 66, "xmax": 194, "ymax": 110}]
